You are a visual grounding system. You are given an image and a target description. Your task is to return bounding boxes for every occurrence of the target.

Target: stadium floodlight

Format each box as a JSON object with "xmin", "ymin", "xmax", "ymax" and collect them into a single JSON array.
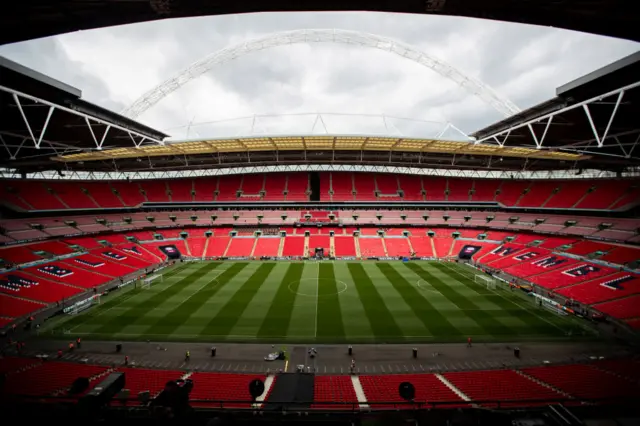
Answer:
[
  {"xmin": 141, "ymin": 274, "xmax": 163, "ymax": 289},
  {"xmin": 122, "ymin": 29, "xmax": 520, "ymax": 119},
  {"xmin": 474, "ymin": 274, "xmax": 496, "ymax": 290}
]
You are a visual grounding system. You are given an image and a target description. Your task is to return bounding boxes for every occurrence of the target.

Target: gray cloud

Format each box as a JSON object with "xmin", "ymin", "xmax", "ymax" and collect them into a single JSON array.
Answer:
[
  {"xmin": 1, "ymin": 12, "xmax": 638, "ymax": 140},
  {"xmin": 0, "ymin": 37, "xmax": 127, "ymax": 113}
]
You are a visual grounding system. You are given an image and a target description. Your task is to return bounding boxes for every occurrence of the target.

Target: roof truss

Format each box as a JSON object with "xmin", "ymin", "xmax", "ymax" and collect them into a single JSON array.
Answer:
[
  {"xmin": 54, "ymin": 136, "xmax": 586, "ymax": 164},
  {"xmin": 473, "ymin": 81, "xmax": 640, "ymax": 161}
]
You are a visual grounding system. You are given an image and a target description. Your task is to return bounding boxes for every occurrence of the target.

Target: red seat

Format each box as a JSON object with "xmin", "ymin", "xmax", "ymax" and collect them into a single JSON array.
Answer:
[
  {"xmin": 523, "ymin": 364, "xmax": 640, "ymax": 401},
  {"xmin": 444, "ymin": 369, "xmax": 563, "ymax": 407},
  {"xmin": 188, "ymin": 372, "xmax": 268, "ymax": 408},
  {"xmin": 0, "ymin": 362, "xmax": 109, "ymax": 397},
  {"xmin": 360, "ymin": 374, "xmax": 464, "ymax": 409},
  {"xmin": 312, "ymin": 375, "xmax": 358, "ymax": 410}
]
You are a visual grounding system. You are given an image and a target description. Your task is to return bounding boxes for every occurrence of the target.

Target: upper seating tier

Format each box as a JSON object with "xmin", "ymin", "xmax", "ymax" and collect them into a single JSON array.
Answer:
[{"xmin": 2, "ymin": 176, "xmax": 638, "ymax": 210}]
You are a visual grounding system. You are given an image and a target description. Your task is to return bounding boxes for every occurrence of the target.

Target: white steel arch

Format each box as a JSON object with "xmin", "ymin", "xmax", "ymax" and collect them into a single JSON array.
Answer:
[{"xmin": 122, "ymin": 29, "xmax": 521, "ymax": 119}]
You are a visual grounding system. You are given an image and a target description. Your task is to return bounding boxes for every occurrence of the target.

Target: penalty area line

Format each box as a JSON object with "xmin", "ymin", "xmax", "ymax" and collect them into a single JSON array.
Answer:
[
  {"xmin": 66, "ymin": 290, "xmax": 140, "ymax": 333},
  {"xmin": 440, "ymin": 261, "xmax": 566, "ymax": 334}
]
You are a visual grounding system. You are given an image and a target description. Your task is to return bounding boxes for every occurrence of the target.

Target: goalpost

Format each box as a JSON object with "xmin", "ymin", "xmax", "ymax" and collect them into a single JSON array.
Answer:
[
  {"xmin": 141, "ymin": 274, "xmax": 163, "ymax": 289},
  {"xmin": 474, "ymin": 274, "xmax": 497, "ymax": 290}
]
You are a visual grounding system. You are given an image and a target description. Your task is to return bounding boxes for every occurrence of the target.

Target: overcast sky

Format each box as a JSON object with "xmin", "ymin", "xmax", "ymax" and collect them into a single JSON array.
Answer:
[{"xmin": 1, "ymin": 12, "xmax": 638, "ymax": 140}]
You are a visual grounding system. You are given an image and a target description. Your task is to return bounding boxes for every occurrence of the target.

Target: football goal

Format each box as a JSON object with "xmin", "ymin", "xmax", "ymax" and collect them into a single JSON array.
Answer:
[
  {"xmin": 474, "ymin": 274, "xmax": 497, "ymax": 290},
  {"xmin": 141, "ymin": 274, "xmax": 163, "ymax": 289}
]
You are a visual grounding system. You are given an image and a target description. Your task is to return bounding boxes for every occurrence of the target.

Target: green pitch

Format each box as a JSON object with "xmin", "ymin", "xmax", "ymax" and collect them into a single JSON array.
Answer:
[{"xmin": 50, "ymin": 261, "xmax": 592, "ymax": 343}]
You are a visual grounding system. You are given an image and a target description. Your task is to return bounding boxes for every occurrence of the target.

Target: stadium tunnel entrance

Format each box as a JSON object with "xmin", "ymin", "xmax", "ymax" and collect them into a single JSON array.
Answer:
[{"xmin": 309, "ymin": 172, "xmax": 321, "ymax": 202}]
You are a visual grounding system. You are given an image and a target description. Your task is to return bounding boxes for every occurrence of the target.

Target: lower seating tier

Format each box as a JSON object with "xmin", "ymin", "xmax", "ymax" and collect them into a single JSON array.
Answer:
[
  {"xmin": 312, "ymin": 375, "xmax": 359, "ymax": 410},
  {"xmin": 443, "ymin": 369, "xmax": 563, "ymax": 407},
  {"xmin": 0, "ymin": 271, "xmax": 84, "ymax": 303},
  {"xmin": 0, "ymin": 361, "xmax": 110, "ymax": 396},
  {"xmin": 359, "ymin": 373, "xmax": 464, "ymax": 408},
  {"xmin": 522, "ymin": 364, "xmax": 640, "ymax": 401},
  {"xmin": 1, "ymin": 358, "xmax": 639, "ymax": 407},
  {"xmin": 189, "ymin": 372, "xmax": 268, "ymax": 408}
]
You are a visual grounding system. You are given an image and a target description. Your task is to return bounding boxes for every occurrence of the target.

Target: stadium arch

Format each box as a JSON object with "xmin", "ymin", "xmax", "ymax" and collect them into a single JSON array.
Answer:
[{"xmin": 122, "ymin": 29, "xmax": 521, "ymax": 120}]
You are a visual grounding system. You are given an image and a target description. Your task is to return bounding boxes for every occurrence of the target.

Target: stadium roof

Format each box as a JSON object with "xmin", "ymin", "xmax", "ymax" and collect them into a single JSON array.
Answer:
[
  {"xmin": 1, "ymin": 49, "xmax": 638, "ymax": 175},
  {"xmin": 2, "ymin": 1, "xmax": 639, "ymax": 46},
  {"xmin": 471, "ymin": 51, "xmax": 640, "ymax": 166},
  {"xmin": 52, "ymin": 136, "xmax": 585, "ymax": 173},
  {"xmin": 0, "ymin": 56, "xmax": 168, "ymax": 170}
]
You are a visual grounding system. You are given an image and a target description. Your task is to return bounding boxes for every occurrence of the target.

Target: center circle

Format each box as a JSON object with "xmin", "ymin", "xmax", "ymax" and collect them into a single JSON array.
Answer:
[
  {"xmin": 416, "ymin": 279, "xmax": 439, "ymax": 294},
  {"xmin": 288, "ymin": 278, "xmax": 348, "ymax": 297}
]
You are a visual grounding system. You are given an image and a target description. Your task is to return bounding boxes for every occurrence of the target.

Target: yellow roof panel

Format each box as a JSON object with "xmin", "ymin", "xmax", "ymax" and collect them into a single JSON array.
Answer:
[{"xmin": 53, "ymin": 135, "xmax": 590, "ymax": 162}]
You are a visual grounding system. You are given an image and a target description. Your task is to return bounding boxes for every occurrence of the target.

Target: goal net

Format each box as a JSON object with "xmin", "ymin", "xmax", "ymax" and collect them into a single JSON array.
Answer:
[
  {"xmin": 474, "ymin": 274, "xmax": 496, "ymax": 289},
  {"xmin": 141, "ymin": 274, "xmax": 163, "ymax": 289}
]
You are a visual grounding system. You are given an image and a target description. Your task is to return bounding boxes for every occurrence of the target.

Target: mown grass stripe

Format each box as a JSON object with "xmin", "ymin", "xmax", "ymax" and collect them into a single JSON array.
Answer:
[
  {"xmin": 376, "ymin": 262, "xmax": 459, "ymax": 337},
  {"xmin": 60, "ymin": 263, "xmax": 191, "ymax": 328},
  {"xmin": 316, "ymin": 262, "xmax": 345, "ymax": 339},
  {"xmin": 431, "ymin": 262, "xmax": 562, "ymax": 335},
  {"xmin": 256, "ymin": 263, "xmax": 305, "ymax": 338},
  {"xmin": 60, "ymin": 288, "xmax": 143, "ymax": 329},
  {"xmin": 49, "ymin": 263, "xmax": 193, "ymax": 334},
  {"xmin": 93, "ymin": 262, "xmax": 220, "ymax": 334},
  {"xmin": 347, "ymin": 263, "xmax": 404, "ymax": 341},
  {"xmin": 199, "ymin": 263, "xmax": 276, "ymax": 336},
  {"xmin": 405, "ymin": 262, "xmax": 518, "ymax": 336},
  {"xmin": 145, "ymin": 262, "xmax": 248, "ymax": 336}
]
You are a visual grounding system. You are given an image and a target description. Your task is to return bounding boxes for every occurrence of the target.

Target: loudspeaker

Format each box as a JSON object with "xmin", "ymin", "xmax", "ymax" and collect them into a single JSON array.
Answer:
[
  {"xmin": 412, "ymin": 348, "xmax": 418, "ymax": 359},
  {"xmin": 514, "ymin": 347, "xmax": 520, "ymax": 358},
  {"xmin": 211, "ymin": 347, "xmax": 216, "ymax": 357},
  {"xmin": 249, "ymin": 379, "xmax": 265, "ymax": 400},
  {"xmin": 116, "ymin": 343, "xmax": 122, "ymax": 352},
  {"xmin": 348, "ymin": 345, "xmax": 353, "ymax": 356},
  {"xmin": 69, "ymin": 377, "xmax": 90, "ymax": 394},
  {"xmin": 399, "ymin": 382, "xmax": 415, "ymax": 401}
]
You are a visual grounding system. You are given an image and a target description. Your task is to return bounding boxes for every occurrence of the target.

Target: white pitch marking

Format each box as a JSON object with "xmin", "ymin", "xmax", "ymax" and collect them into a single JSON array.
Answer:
[
  {"xmin": 67, "ymin": 265, "xmax": 197, "ymax": 332},
  {"xmin": 315, "ymin": 262, "xmax": 320, "ymax": 338},
  {"xmin": 439, "ymin": 261, "xmax": 566, "ymax": 333},
  {"xmin": 179, "ymin": 274, "xmax": 222, "ymax": 304},
  {"xmin": 67, "ymin": 290, "xmax": 136, "ymax": 332}
]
